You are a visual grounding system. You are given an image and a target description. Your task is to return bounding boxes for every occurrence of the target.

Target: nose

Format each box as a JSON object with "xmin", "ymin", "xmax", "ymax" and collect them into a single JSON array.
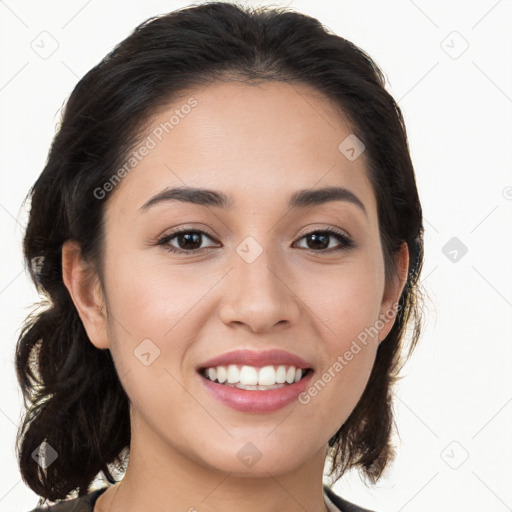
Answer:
[{"xmin": 218, "ymin": 240, "xmax": 301, "ymax": 334}]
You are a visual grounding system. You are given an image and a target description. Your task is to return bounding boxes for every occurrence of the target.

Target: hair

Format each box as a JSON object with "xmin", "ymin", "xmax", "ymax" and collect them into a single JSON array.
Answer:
[{"xmin": 16, "ymin": 1, "xmax": 425, "ymax": 505}]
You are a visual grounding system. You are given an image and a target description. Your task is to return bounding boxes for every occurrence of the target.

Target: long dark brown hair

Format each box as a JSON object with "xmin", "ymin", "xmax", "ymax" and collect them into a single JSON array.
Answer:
[{"xmin": 16, "ymin": 1, "xmax": 425, "ymax": 505}]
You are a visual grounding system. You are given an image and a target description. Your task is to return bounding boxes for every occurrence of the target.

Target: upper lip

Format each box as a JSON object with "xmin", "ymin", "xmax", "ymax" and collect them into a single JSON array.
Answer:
[{"xmin": 198, "ymin": 349, "xmax": 313, "ymax": 370}]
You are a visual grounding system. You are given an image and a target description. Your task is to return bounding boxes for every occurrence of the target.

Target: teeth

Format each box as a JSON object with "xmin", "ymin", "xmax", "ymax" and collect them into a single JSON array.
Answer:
[
  {"xmin": 227, "ymin": 364, "xmax": 239, "ymax": 383},
  {"xmin": 275, "ymin": 366, "xmax": 287, "ymax": 384},
  {"xmin": 202, "ymin": 364, "xmax": 307, "ymax": 387},
  {"xmin": 239, "ymin": 366, "xmax": 258, "ymax": 385},
  {"xmin": 216, "ymin": 366, "xmax": 227, "ymax": 383},
  {"xmin": 258, "ymin": 365, "xmax": 276, "ymax": 386}
]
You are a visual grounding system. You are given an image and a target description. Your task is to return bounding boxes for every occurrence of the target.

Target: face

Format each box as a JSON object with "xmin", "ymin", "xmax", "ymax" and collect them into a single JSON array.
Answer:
[{"xmin": 67, "ymin": 80, "xmax": 407, "ymax": 477}]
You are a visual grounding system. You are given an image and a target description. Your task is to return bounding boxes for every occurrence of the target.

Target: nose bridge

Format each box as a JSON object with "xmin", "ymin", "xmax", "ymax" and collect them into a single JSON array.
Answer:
[
  {"xmin": 219, "ymin": 234, "xmax": 299, "ymax": 332},
  {"xmin": 236, "ymin": 235, "xmax": 280, "ymax": 295}
]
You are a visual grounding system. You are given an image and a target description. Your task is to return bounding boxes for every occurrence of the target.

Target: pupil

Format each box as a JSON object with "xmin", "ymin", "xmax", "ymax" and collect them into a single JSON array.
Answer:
[
  {"xmin": 179, "ymin": 232, "xmax": 201, "ymax": 250},
  {"xmin": 308, "ymin": 233, "xmax": 328, "ymax": 250}
]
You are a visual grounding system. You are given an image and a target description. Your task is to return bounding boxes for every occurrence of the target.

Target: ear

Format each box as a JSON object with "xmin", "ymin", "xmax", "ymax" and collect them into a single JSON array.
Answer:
[
  {"xmin": 61, "ymin": 240, "xmax": 110, "ymax": 350},
  {"xmin": 377, "ymin": 241, "xmax": 409, "ymax": 342}
]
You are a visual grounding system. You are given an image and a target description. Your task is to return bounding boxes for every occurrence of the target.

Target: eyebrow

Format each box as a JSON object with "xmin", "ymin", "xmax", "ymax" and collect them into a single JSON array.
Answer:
[{"xmin": 140, "ymin": 185, "xmax": 367, "ymax": 216}]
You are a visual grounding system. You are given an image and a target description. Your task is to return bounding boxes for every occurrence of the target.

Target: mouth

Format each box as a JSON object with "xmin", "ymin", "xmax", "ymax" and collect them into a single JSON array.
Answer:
[
  {"xmin": 198, "ymin": 364, "xmax": 313, "ymax": 391},
  {"xmin": 196, "ymin": 351, "xmax": 315, "ymax": 413},
  {"xmin": 196, "ymin": 349, "xmax": 314, "ymax": 412}
]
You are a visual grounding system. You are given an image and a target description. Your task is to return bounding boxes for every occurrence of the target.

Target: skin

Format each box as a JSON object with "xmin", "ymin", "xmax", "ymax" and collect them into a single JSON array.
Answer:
[{"xmin": 62, "ymin": 80, "xmax": 408, "ymax": 512}]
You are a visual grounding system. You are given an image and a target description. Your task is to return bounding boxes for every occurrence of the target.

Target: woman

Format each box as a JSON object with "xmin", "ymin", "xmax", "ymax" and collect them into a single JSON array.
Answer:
[{"xmin": 16, "ymin": 2, "xmax": 425, "ymax": 511}]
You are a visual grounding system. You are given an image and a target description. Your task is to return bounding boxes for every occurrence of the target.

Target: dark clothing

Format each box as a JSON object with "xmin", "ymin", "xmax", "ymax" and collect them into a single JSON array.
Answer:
[
  {"xmin": 324, "ymin": 485, "xmax": 376, "ymax": 512},
  {"xmin": 29, "ymin": 485, "xmax": 376, "ymax": 512},
  {"xmin": 28, "ymin": 487, "xmax": 107, "ymax": 512}
]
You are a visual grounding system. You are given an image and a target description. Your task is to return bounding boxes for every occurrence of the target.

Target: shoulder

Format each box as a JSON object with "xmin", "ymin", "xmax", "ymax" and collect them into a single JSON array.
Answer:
[
  {"xmin": 323, "ymin": 485, "xmax": 378, "ymax": 512},
  {"xmin": 27, "ymin": 488, "xmax": 108, "ymax": 512}
]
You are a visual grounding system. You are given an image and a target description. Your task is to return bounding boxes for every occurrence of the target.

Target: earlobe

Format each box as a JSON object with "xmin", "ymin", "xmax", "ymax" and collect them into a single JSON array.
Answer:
[
  {"xmin": 378, "ymin": 242, "xmax": 409, "ymax": 342},
  {"xmin": 61, "ymin": 240, "xmax": 110, "ymax": 350}
]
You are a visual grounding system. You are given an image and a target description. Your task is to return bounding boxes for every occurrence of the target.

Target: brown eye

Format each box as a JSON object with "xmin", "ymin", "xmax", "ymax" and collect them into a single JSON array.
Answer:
[
  {"xmin": 158, "ymin": 229, "xmax": 219, "ymax": 254},
  {"xmin": 156, "ymin": 227, "xmax": 355, "ymax": 255},
  {"xmin": 294, "ymin": 229, "xmax": 355, "ymax": 252}
]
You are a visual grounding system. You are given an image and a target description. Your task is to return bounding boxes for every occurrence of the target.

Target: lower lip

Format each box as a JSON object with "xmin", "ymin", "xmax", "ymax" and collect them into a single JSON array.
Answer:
[{"xmin": 198, "ymin": 370, "xmax": 314, "ymax": 413}]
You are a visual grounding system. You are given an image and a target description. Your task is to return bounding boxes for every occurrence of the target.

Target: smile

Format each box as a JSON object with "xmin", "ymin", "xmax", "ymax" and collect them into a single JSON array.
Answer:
[
  {"xmin": 198, "ymin": 365, "xmax": 314, "ymax": 413},
  {"xmin": 201, "ymin": 364, "xmax": 309, "ymax": 389}
]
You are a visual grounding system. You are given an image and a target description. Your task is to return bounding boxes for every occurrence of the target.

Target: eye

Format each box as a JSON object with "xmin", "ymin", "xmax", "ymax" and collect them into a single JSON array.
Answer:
[
  {"xmin": 156, "ymin": 227, "xmax": 355, "ymax": 255},
  {"xmin": 294, "ymin": 228, "xmax": 355, "ymax": 253},
  {"xmin": 157, "ymin": 228, "xmax": 219, "ymax": 254}
]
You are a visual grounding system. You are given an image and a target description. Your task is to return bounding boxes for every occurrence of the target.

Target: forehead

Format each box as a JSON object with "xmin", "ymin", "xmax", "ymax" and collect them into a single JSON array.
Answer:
[{"xmin": 106, "ymin": 80, "xmax": 376, "ymax": 219}]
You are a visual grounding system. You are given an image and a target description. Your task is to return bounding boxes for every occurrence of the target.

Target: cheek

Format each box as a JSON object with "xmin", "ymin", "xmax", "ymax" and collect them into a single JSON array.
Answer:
[
  {"xmin": 300, "ymin": 254, "xmax": 383, "ymax": 346},
  {"xmin": 298, "ymin": 333, "xmax": 378, "ymax": 446},
  {"xmin": 104, "ymin": 253, "xmax": 214, "ymax": 339},
  {"xmin": 102, "ymin": 253, "xmax": 216, "ymax": 394},
  {"xmin": 294, "ymin": 257, "xmax": 382, "ymax": 430}
]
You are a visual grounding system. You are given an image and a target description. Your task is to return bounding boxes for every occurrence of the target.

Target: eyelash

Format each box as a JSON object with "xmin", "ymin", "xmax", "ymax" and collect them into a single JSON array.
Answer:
[{"xmin": 156, "ymin": 226, "xmax": 356, "ymax": 255}]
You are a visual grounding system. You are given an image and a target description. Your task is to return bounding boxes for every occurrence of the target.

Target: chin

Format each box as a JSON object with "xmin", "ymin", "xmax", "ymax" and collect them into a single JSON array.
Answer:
[{"xmin": 193, "ymin": 438, "xmax": 316, "ymax": 477}]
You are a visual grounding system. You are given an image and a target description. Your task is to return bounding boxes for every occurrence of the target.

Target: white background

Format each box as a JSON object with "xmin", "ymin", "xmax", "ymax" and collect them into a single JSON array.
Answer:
[{"xmin": 1, "ymin": 1, "xmax": 511, "ymax": 511}]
